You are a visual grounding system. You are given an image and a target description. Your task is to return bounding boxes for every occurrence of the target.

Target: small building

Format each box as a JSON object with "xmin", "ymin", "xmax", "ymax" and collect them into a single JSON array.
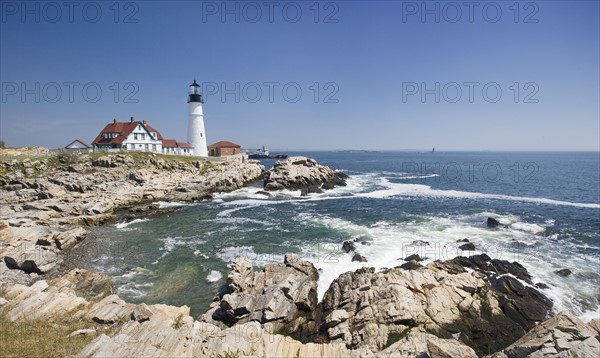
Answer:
[
  {"xmin": 91, "ymin": 117, "xmax": 193, "ymax": 156},
  {"xmin": 208, "ymin": 141, "xmax": 241, "ymax": 157},
  {"xmin": 162, "ymin": 139, "xmax": 193, "ymax": 156},
  {"xmin": 64, "ymin": 139, "xmax": 92, "ymax": 153}
]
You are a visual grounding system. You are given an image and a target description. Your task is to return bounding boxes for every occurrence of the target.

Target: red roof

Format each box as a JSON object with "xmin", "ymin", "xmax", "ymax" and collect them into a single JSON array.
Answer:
[
  {"xmin": 145, "ymin": 124, "xmax": 163, "ymax": 139},
  {"xmin": 162, "ymin": 139, "xmax": 177, "ymax": 148},
  {"xmin": 92, "ymin": 119, "xmax": 163, "ymax": 146},
  {"xmin": 208, "ymin": 141, "xmax": 240, "ymax": 148},
  {"xmin": 177, "ymin": 142, "xmax": 192, "ymax": 148}
]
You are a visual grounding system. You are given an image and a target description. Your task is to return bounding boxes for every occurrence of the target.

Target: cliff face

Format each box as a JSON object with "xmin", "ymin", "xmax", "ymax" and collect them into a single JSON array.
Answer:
[
  {"xmin": 2, "ymin": 255, "xmax": 597, "ymax": 357},
  {"xmin": 1, "ymin": 155, "xmax": 598, "ymax": 357},
  {"xmin": 0, "ymin": 153, "xmax": 264, "ymax": 284}
]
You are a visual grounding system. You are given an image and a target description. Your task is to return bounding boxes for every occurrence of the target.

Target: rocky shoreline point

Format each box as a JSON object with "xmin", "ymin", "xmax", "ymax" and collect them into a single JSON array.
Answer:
[
  {"xmin": 263, "ymin": 156, "xmax": 348, "ymax": 196},
  {"xmin": 1, "ymin": 153, "xmax": 599, "ymax": 357},
  {"xmin": 0, "ymin": 152, "xmax": 264, "ymax": 285}
]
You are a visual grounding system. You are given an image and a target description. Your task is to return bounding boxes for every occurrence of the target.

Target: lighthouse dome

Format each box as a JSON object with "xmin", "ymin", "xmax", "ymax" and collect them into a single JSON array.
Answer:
[{"xmin": 188, "ymin": 79, "xmax": 204, "ymax": 103}]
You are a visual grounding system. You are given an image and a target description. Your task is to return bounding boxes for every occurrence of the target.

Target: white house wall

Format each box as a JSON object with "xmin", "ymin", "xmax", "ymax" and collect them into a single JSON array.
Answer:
[{"xmin": 121, "ymin": 124, "xmax": 163, "ymax": 153}]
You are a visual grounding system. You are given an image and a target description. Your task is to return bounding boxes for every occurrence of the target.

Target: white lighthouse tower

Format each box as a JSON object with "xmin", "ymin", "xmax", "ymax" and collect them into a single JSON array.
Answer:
[{"xmin": 187, "ymin": 80, "xmax": 208, "ymax": 157}]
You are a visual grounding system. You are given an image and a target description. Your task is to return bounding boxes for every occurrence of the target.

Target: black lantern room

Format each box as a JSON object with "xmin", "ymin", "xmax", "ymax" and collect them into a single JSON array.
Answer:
[{"xmin": 188, "ymin": 80, "xmax": 204, "ymax": 103}]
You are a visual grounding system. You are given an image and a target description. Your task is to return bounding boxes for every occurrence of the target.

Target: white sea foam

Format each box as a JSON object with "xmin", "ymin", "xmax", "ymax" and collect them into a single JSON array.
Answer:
[
  {"xmin": 293, "ymin": 211, "xmax": 597, "ymax": 320},
  {"xmin": 356, "ymin": 178, "xmax": 600, "ymax": 208},
  {"xmin": 201, "ymin": 173, "xmax": 598, "ymax": 318},
  {"xmin": 154, "ymin": 201, "xmax": 195, "ymax": 208},
  {"xmin": 206, "ymin": 270, "xmax": 223, "ymax": 282},
  {"xmin": 510, "ymin": 222, "xmax": 546, "ymax": 234},
  {"xmin": 115, "ymin": 218, "xmax": 150, "ymax": 229},
  {"xmin": 153, "ymin": 236, "xmax": 207, "ymax": 264}
]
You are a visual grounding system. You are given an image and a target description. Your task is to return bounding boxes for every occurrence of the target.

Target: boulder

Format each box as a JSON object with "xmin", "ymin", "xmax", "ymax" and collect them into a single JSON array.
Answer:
[
  {"xmin": 342, "ymin": 240, "xmax": 357, "ymax": 253},
  {"xmin": 487, "ymin": 217, "xmax": 501, "ymax": 228},
  {"xmin": 489, "ymin": 311, "xmax": 600, "ymax": 358},
  {"xmin": 201, "ymin": 254, "xmax": 319, "ymax": 340},
  {"xmin": 404, "ymin": 254, "xmax": 426, "ymax": 262},
  {"xmin": 458, "ymin": 243, "xmax": 476, "ymax": 251},
  {"xmin": 131, "ymin": 303, "xmax": 153, "ymax": 322},
  {"xmin": 263, "ymin": 156, "xmax": 347, "ymax": 192},
  {"xmin": 398, "ymin": 260, "xmax": 422, "ymax": 270},
  {"xmin": 554, "ymin": 268, "xmax": 572, "ymax": 277},
  {"xmin": 92, "ymin": 156, "xmax": 117, "ymax": 168},
  {"xmin": 320, "ymin": 255, "xmax": 553, "ymax": 355}
]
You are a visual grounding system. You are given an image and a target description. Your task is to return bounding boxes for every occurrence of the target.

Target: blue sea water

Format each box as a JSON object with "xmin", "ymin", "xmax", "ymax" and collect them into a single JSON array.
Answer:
[{"xmin": 85, "ymin": 151, "xmax": 600, "ymax": 320}]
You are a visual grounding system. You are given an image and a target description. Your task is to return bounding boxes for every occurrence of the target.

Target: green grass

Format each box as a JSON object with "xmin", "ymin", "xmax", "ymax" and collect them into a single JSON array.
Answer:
[
  {"xmin": 0, "ymin": 151, "xmax": 223, "ymax": 178},
  {"xmin": 0, "ymin": 313, "xmax": 99, "ymax": 358}
]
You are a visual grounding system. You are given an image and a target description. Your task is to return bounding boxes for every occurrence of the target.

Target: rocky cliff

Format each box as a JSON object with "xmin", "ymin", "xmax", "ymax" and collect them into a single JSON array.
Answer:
[
  {"xmin": 2, "ymin": 255, "xmax": 597, "ymax": 357},
  {"xmin": 0, "ymin": 153, "xmax": 264, "ymax": 284},
  {"xmin": 2, "ymin": 154, "xmax": 598, "ymax": 357}
]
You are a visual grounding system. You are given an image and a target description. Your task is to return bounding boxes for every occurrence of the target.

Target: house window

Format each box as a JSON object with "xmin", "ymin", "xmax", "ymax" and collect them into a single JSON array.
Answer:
[
  {"xmin": 134, "ymin": 134, "xmax": 138, "ymax": 140},
  {"xmin": 141, "ymin": 134, "xmax": 145, "ymax": 140},
  {"xmin": 130, "ymin": 144, "xmax": 134, "ymax": 150},
  {"xmin": 145, "ymin": 144, "xmax": 149, "ymax": 151},
  {"xmin": 152, "ymin": 144, "xmax": 156, "ymax": 152}
]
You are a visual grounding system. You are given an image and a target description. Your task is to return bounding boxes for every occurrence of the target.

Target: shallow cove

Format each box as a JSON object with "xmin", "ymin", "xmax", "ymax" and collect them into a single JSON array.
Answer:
[{"xmin": 63, "ymin": 152, "xmax": 600, "ymax": 320}]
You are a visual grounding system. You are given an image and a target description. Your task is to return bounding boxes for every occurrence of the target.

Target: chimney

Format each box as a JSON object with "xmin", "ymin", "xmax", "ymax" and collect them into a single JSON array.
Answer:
[
  {"xmin": 113, "ymin": 118, "xmax": 117, "ymax": 124},
  {"xmin": 143, "ymin": 120, "xmax": 147, "ymax": 124},
  {"xmin": 130, "ymin": 116, "xmax": 134, "ymax": 123}
]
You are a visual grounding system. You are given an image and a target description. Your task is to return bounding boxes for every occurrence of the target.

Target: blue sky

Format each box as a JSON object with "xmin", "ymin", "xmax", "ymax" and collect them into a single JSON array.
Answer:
[{"xmin": 1, "ymin": 0, "xmax": 599, "ymax": 151}]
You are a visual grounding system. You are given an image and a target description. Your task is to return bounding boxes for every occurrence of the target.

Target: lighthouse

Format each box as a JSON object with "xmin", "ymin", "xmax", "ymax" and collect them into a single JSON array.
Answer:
[{"xmin": 187, "ymin": 80, "xmax": 208, "ymax": 157}]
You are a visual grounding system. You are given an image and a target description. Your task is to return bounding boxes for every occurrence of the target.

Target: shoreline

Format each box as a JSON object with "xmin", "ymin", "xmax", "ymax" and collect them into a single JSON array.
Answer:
[
  {"xmin": 0, "ymin": 152, "xmax": 265, "ymax": 286},
  {"xmin": 1, "ymin": 153, "xmax": 599, "ymax": 357}
]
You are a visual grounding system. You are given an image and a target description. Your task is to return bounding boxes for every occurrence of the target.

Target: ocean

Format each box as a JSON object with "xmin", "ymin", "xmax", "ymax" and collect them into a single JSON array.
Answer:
[{"xmin": 81, "ymin": 151, "xmax": 600, "ymax": 320}]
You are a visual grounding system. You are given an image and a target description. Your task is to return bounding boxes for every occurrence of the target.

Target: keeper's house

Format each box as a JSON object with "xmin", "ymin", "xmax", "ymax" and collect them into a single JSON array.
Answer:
[
  {"xmin": 208, "ymin": 141, "xmax": 241, "ymax": 157},
  {"xmin": 91, "ymin": 117, "xmax": 193, "ymax": 156}
]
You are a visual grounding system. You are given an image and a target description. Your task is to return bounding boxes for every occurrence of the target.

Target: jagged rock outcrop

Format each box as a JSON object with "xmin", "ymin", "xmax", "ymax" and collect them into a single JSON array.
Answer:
[
  {"xmin": 0, "ymin": 256, "xmax": 594, "ymax": 357},
  {"xmin": 200, "ymin": 254, "xmax": 319, "ymax": 340},
  {"xmin": 488, "ymin": 311, "xmax": 600, "ymax": 357},
  {"xmin": 320, "ymin": 254, "xmax": 553, "ymax": 356},
  {"xmin": 263, "ymin": 156, "xmax": 347, "ymax": 195},
  {"xmin": 0, "ymin": 153, "xmax": 264, "ymax": 282},
  {"xmin": 0, "ymin": 269, "xmax": 112, "ymax": 322}
]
